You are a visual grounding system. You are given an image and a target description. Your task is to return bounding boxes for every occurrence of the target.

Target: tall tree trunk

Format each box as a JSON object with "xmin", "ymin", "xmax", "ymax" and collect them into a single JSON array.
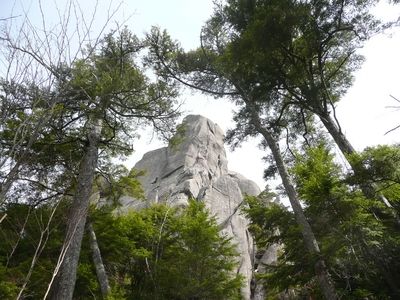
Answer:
[
  {"xmin": 319, "ymin": 113, "xmax": 392, "ymax": 208},
  {"xmin": 87, "ymin": 221, "xmax": 111, "ymax": 298},
  {"xmin": 319, "ymin": 112, "xmax": 400, "ymax": 296},
  {"xmin": 49, "ymin": 117, "xmax": 102, "ymax": 300},
  {"xmin": 318, "ymin": 113, "xmax": 355, "ymax": 156},
  {"xmin": 248, "ymin": 105, "xmax": 338, "ymax": 300}
]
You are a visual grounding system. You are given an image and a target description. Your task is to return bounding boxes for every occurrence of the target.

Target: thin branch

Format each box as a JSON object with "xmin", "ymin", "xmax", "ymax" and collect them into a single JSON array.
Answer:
[
  {"xmin": 389, "ymin": 94, "xmax": 400, "ymax": 103},
  {"xmin": 0, "ymin": 16, "xmax": 21, "ymax": 21},
  {"xmin": 384, "ymin": 95, "xmax": 400, "ymax": 135},
  {"xmin": 16, "ymin": 200, "xmax": 62, "ymax": 300},
  {"xmin": 0, "ymin": 214, "xmax": 7, "ymax": 224},
  {"xmin": 384, "ymin": 124, "xmax": 400, "ymax": 136}
]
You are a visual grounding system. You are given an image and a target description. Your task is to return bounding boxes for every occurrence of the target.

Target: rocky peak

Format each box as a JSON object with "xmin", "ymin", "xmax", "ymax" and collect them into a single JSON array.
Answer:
[{"xmin": 120, "ymin": 114, "xmax": 261, "ymax": 299}]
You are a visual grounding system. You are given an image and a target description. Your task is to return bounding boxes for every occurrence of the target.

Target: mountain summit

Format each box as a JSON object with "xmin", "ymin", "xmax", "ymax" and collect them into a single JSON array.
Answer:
[{"xmin": 120, "ymin": 115, "xmax": 261, "ymax": 299}]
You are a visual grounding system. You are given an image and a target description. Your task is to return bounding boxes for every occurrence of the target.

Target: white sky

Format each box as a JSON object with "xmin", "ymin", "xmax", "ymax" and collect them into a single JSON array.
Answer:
[{"xmin": 2, "ymin": 0, "xmax": 400, "ymax": 192}]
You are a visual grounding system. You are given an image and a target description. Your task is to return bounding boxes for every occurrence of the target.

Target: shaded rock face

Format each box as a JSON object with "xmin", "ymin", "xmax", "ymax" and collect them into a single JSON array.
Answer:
[
  {"xmin": 252, "ymin": 244, "xmax": 281, "ymax": 300},
  {"xmin": 121, "ymin": 114, "xmax": 261, "ymax": 299}
]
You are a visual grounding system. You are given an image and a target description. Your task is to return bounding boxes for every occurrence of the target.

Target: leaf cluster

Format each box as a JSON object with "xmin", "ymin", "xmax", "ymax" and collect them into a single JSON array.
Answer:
[
  {"xmin": 0, "ymin": 26, "xmax": 182, "ymax": 210},
  {"xmin": 244, "ymin": 143, "xmax": 400, "ymax": 299}
]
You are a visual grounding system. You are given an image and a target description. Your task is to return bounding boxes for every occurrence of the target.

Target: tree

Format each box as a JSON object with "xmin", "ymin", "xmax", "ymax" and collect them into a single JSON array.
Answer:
[
  {"xmin": 93, "ymin": 200, "xmax": 244, "ymax": 300},
  {"xmin": 86, "ymin": 221, "xmax": 111, "ymax": 298},
  {"xmin": 45, "ymin": 28, "xmax": 180, "ymax": 300},
  {"xmin": 1, "ymin": 4, "xmax": 182, "ymax": 298},
  {"xmin": 0, "ymin": 164, "xmax": 146, "ymax": 300},
  {"xmin": 1, "ymin": 199, "xmax": 245, "ymax": 299},
  {"xmin": 0, "ymin": 82, "xmax": 60, "ymax": 205},
  {"xmin": 0, "ymin": 201, "xmax": 67, "ymax": 299},
  {"xmin": 0, "ymin": 6, "xmax": 134, "ymax": 292},
  {"xmin": 244, "ymin": 143, "xmax": 400, "ymax": 298},
  {"xmin": 2, "ymin": 6, "xmax": 181, "ymax": 299},
  {"xmin": 0, "ymin": 0, "xmax": 127, "ymax": 206},
  {"xmin": 85, "ymin": 165, "xmax": 146, "ymax": 299},
  {"xmin": 145, "ymin": 1, "xmax": 400, "ymax": 297},
  {"xmin": 207, "ymin": 0, "xmax": 398, "ymax": 208},
  {"xmin": 146, "ymin": 23, "xmax": 338, "ymax": 300},
  {"xmin": 292, "ymin": 143, "xmax": 400, "ymax": 297}
]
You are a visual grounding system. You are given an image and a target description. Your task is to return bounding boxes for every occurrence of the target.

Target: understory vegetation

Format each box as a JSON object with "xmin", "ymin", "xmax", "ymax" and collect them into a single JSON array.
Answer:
[{"xmin": 0, "ymin": 200, "xmax": 243, "ymax": 299}]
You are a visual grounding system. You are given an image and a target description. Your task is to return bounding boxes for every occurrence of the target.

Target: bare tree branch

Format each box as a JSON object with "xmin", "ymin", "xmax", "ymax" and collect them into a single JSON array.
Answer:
[{"xmin": 384, "ymin": 95, "xmax": 400, "ymax": 135}]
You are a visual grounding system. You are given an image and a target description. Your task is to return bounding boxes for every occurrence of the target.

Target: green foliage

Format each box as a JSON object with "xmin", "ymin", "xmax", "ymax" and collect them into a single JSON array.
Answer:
[
  {"xmin": 0, "ymin": 200, "xmax": 244, "ymax": 299},
  {"xmin": 215, "ymin": 0, "xmax": 383, "ymax": 110},
  {"xmin": 1, "ymin": 26, "xmax": 183, "ymax": 299},
  {"xmin": 61, "ymin": 27, "xmax": 181, "ymax": 159},
  {"xmin": 93, "ymin": 200, "xmax": 244, "ymax": 300},
  {"xmin": 94, "ymin": 164, "xmax": 147, "ymax": 204},
  {"xmin": 0, "ymin": 79, "xmax": 78, "ymax": 206},
  {"xmin": 147, "ymin": 7, "xmax": 399, "ymax": 298},
  {"xmin": 244, "ymin": 144, "xmax": 400, "ymax": 299},
  {"xmin": 168, "ymin": 121, "xmax": 186, "ymax": 152},
  {"xmin": 0, "ymin": 202, "xmax": 67, "ymax": 299},
  {"xmin": 1, "ymin": 26, "xmax": 181, "ymax": 207},
  {"xmin": 145, "ymin": 0, "xmax": 396, "ymax": 152},
  {"xmin": 346, "ymin": 144, "xmax": 400, "ymax": 211},
  {"xmin": 75, "ymin": 263, "xmax": 100, "ymax": 297},
  {"xmin": 0, "ymin": 264, "xmax": 19, "ymax": 299},
  {"xmin": 243, "ymin": 194, "xmax": 312, "ymax": 297}
]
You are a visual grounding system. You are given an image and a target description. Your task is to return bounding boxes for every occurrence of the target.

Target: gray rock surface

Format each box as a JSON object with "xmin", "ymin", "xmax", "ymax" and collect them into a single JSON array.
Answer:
[
  {"xmin": 253, "ymin": 244, "xmax": 281, "ymax": 300},
  {"xmin": 122, "ymin": 114, "xmax": 261, "ymax": 299}
]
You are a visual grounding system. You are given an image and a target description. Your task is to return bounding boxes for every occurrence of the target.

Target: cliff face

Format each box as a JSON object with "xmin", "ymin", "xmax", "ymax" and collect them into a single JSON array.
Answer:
[{"xmin": 120, "ymin": 114, "xmax": 261, "ymax": 299}]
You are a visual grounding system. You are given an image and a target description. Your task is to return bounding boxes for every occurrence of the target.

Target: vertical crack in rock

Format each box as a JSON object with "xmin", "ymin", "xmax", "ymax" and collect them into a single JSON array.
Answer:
[{"xmin": 206, "ymin": 119, "xmax": 215, "ymax": 135}]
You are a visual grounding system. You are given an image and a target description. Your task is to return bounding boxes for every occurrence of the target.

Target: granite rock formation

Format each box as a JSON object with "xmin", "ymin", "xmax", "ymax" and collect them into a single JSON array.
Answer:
[{"xmin": 120, "ymin": 114, "xmax": 261, "ymax": 299}]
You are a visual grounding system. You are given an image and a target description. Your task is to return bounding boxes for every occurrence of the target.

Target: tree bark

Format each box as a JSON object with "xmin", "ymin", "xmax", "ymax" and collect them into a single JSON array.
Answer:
[
  {"xmin": 87, "ymin": 221, "xmax": 111, "ymax": 298},
  {"xmin": 318, "ymin": 113, "xmax": 356, "ymax": 156},
  {"xmin": 319, "ymin": 112, "xmax": 400, "ymax": 296},
  {"xmin": 248, "ymin": 105, "xmax": 338, "ymax": 300},
  {"xmin": 319, "ymin": 113, "xmax": 392, "ymax": 208},
  {"xmin": 49, "ymin": 117, "xmax": 102, "ymax": 300}
]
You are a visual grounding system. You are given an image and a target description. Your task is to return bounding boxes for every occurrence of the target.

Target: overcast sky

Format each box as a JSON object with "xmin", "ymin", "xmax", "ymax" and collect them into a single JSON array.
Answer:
[{"xmin": 2, "ymin": 0, "xmax": 400, "ymax": 191}]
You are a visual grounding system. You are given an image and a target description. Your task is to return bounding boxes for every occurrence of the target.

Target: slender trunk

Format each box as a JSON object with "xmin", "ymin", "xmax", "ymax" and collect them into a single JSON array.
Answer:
[
  {"xmin": 0, "ymin": 162, "xmax": 21, "ymax": 204},
  {"xmin": 318, "ymin": 113, "xmax": 355, "ymax": 156},
  {"xmin": 0, "ymin": 214, "xmax": 6, "ymax": 223},
  {"xmin": 16, "ymin": 201, "xmax": 60, "ymax": 300},
  {"xmin": 319, "ymin": 113, "xmax": 393, "ymax": 207},
  {"xmin": 248, "ymin": 106, "xmax": 338, "ymax": 300},
  {"xmin": 320, "ymin": 112, "xmax": 400, "ymax": 296},
  {"xmin": 87, "ymin": 221, "xmax": 111, "ymax": 298},
  {"xmin": 49, "ymin": 117, "xmax": 102, "ymax": 300}
]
